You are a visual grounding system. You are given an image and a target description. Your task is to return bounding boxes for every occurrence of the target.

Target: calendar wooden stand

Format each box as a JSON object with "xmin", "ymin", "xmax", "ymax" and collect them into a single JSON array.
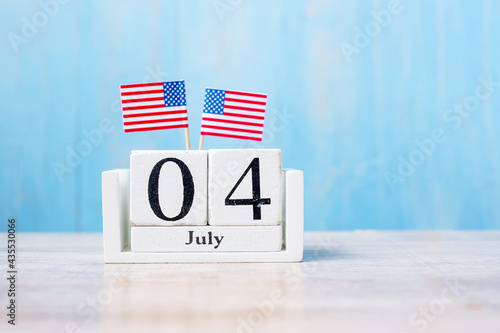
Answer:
[{"xmin": 102, "ymin": 168, "xmax": 303, "ymax": 263}]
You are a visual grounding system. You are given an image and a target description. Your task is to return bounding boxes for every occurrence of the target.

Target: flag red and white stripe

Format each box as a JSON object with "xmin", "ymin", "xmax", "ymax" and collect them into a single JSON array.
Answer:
[
  {"xmin": 200, "ymin": 88, "xmax": 267, "ymax": 141},
  {"xmin": 120, "ymin": 81, "xmax": 188, "ymax": 133}
]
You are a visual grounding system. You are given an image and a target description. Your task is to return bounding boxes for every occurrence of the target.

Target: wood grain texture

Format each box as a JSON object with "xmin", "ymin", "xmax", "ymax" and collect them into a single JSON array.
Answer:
[{"xmin": 1, "ymin": 231, "xmax": 499, "ymax": 333}]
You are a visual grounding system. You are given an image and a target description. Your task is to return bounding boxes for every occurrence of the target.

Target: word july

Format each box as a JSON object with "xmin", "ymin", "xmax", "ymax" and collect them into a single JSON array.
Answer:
[{"xmin": 185, "ymin": 231, "xmax": 224, "ymax": 249}]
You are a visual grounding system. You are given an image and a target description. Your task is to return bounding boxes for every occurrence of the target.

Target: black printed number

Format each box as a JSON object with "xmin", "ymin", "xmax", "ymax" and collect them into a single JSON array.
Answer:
[
  {"xmin": 225, "ymin": 158, "xmax": 271, "ymax": 220},
  {"xmin": 148, "ymin": 158, "xmax": 194, "ymax": 221}
]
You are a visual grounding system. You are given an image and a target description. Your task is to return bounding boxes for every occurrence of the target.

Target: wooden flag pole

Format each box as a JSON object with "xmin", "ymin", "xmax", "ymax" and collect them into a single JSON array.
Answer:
[
  {"xmin": 198, "ymin": 135, "xmax": 204, "ymax": 150},
  {"xmin": 184, "ymin": 127, "xmax": 191, "ymax": 150}
]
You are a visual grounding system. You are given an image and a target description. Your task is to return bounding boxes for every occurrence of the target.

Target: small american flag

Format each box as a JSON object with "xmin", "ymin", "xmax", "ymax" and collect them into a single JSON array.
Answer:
[
  {"xmin": 120, "ymin": 81, "xmax": 188, "ymax": 133},
  {"xmin": 200, "ymin": 88, "xmax": 267, "ymax": 141}
]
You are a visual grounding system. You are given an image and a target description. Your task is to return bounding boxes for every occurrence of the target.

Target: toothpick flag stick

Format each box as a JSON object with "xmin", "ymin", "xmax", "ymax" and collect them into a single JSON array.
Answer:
[
  {"xmin": 119, "ymin": 80, "xmax": 190, "ymax": 149},
  {"xmin": 185, "ymin": 127, "xmax": 191, "ymax": 150},
  {"xmin": 199, "ymin": 88, "xmax": 268, "ymax": 148},
  {"xmin": 198, "ymin": 134, "xmax": 204, "ymax": 150}
]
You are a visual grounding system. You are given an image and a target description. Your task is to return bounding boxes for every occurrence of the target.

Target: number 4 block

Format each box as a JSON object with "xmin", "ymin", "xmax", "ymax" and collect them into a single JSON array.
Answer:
[{"xmin": 208, "ymin": 149, "xmax": 282, "ymax": 226}]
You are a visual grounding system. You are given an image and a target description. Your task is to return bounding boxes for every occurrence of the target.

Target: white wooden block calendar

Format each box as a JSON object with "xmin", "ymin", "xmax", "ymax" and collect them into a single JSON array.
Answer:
[
  {"xmin": 208, "ymin": 149, "xmax": 282, "ymax": 226},
  {"xmin": 131, "ymin": 226, "xmax": 283, "ymax": 252},
  {"xmin": 101, "ymin": 149, "xmax": 303, "ymax": 263},
  {"xmin": 130, "ymin": 150, "xmax": 208, "ymax": 226}
]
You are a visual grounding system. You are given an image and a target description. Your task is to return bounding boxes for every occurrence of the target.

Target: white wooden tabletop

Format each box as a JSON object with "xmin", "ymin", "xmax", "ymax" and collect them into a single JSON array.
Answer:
[{"xmin": 1, "ymin": 231, "xmax": 499, "ymax": 333}]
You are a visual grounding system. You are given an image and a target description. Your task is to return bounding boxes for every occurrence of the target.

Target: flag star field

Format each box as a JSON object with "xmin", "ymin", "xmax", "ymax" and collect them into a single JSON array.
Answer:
[
  {"xmin": 201, "ymin": 88, "xmax": 267, "ymax": 141},
  {"xmin": 120, "ymin": 80, "xmax": 188, "ymax": 133}
]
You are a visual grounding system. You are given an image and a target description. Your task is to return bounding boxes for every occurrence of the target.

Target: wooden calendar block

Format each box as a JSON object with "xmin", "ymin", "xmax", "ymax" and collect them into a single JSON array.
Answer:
[
  {"xmin": 130, "ymin": 150, "xmax": 208, "ymax": 226},
  {"xmin": 208, "ymin": 149, "xmax": 282, "ymax": 226},
  {"xmin": 102, "ymin": 168, "xmax": 303, "ymax": 263},
  {"xmin": 131, "ymin": 225, "xmax": 282, "ymax": 252},
  {"xmin": 102, "ymin": 169, "xmax": 130, "ymax": 255}
]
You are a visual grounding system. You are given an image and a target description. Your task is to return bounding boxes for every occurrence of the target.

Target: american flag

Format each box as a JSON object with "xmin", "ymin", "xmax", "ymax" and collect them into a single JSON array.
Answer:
[
  {"xmin": 120, "ymin": 81, "xmax": 188, "ymax": 133},
  {"xmin": 200, "ymin": 88, "xmax": 267, "ymax": 141}
]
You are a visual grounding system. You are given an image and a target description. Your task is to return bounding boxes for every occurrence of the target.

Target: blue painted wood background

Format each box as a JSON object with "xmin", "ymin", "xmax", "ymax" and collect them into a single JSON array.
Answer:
[{"xmin": 1, "ymin": 0, "xmax": 500, "ymax": 232}]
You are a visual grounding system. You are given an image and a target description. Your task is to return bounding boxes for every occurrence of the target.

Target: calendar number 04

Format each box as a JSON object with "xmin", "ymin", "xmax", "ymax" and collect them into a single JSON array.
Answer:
[{"xmin": 148, "ymin": 157, "xmax": 271, "ymax": 221}]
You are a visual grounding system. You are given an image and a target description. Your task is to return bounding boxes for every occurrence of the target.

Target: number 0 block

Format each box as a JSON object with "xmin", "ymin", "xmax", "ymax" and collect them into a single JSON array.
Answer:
[
  {"xmin": 208, "ymin": 149, "xmax": 282, "ymax": 226},
  {"xmin": 130, "ymin": 150, "xmax": 208, "ymax": 226}
]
